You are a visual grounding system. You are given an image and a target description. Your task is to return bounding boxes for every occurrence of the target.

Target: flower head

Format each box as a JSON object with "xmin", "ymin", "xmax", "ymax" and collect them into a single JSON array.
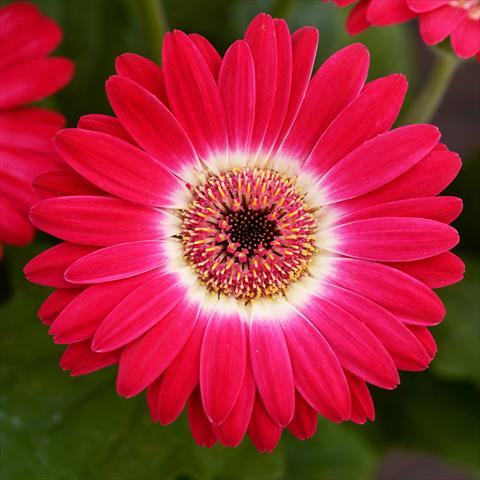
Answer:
[
  {"xmin": 0, "ymin": 2, "xmax": 74, "ymax": 255},
  {"xmin": 327, "ymin": 0, "xmax": 480, "ymax": 59},
  {"xmin": 25, "ymin": 13, "xmax": 463, "ymax": 452}
]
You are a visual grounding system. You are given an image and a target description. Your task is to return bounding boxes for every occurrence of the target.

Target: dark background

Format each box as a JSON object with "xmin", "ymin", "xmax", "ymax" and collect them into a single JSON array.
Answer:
[{"xmin": 1, "ymin": 1, "xmax": 479, "ymax": 479}]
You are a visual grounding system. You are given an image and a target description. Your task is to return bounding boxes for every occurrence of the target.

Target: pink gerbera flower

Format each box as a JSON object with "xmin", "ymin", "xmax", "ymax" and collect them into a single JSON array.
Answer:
[
  {"xmin": 25, "ymin": 13, "xmax": 464, "ymax": 452},
  {"xmin": 0, "ymin": 1, "xmax": 73, "ymax": 256},
  {"xmin": 327, "ymin": 0, "xmax": 480, "ymax": 59}
]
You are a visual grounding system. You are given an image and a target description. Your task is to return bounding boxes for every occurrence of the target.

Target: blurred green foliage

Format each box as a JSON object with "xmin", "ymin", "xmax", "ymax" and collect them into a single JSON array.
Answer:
[{"xmin": 1, "ymin": 0, "xmax": 479, "ymax": 479}]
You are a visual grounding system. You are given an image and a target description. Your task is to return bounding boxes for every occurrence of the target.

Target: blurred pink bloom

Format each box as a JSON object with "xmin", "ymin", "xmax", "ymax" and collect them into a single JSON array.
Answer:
[
  {"xmin": 0, "ymin": 2, "xmax": 74, "ymax": 256},
  {"xmin": 25, "ymin": 13, "xmax": 463, "ymax": 452},
  {"xmin": 327, "ymin": 0, "xmax": 480, "ymax": 59}
]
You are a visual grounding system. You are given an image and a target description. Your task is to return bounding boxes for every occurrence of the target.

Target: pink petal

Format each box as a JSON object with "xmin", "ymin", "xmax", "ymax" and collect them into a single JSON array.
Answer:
[
  {"xmin": 21, "ymin": 103, "xmax": 65, "ymax": 131},
  {"xmin": 287, "ymin": 391, "xmax": 318, "ymax": 440},
  {"xmin": 33, "ymin": 169, "xmax": 105, "ymax": 198},
  {"xmin": 248, "ymin": 393, "xmax": 282, "ymax": 452},
  {"xmin": 77, "ymin": 114, "xmax": 135, "ymax": 144},
  {"xmin": 305, "ymin": 74, "xmax": 407, "ymax": 176},
  {"xmin": 408, "ymin": 325, "xmax": 437, "ymax": 358},
  {"xmin": 189, "ymin": 33, "xmax": 222, "ymax": 80},
  {"xmin": 1, "ymin": 146, "xmax": 61, "ymax": 181},
  {"xmin": 163, "ymin": 30, "xmax": 227, "ymax": 159},
  {"xmin": 346, "ymin": 372, "xmax": 375, "ymax": 424},
  {"xmin": 213, "ymin": 346, "xmax": 256, "ymax": 447},
  {"xmin": 0, "ymin": 196, "xmax": 34, "ymax": 246},
  {"xmin": 0, "ymin": 172, "xmax": 38, "ymax": 211},
  {"xmin": 148, "ymin": 312, "xmax": 209, "ymax": 425},
  {"xmin": 0, "ymin": 57, "xmax": 74, "ymax": 109},
  {"xmin": 318, "ymin": 125, "xmax": 441, "ymax": 204},
  {"xmin": 346, "ymin": 0, "xmax": 371, "ymax": 35},
  {"xmin": 434, "ymin": 143, "xmax": 449, "ymax": 152},
  {"xmin": 1, "ymin": 173, "xmax": 38, "ymax": 215},
  {"xmin": 367, "ymin": 0, "xmax": 418, "ymax": 25},
  {"xmin": 281, "ymin": 308, "xmax": 351, "ymax": 422},
  {"xmin": 451, "ymin": 17, "xmax": 480, "ymax": 59},
  {"xmin": 0, "ymin": 172, "xmax": 38, "ymax": 213},
  {"xmin": 54, "ymin": 129, "xmax": 179, "ymax": 207},
  {"xmin": 24, "ymin": 242, "xmax": 96, "ymax": 288},
  {"xmin": 260, "ymin": 18, "xmax": 293, "ymax": 156},
  {"xmin": 115, "ymin": 53, "xmax": 168, "ymax": 104},
  {"xmin": 2, "ymin": 172, "xmax": 25, "ymax": 205},
  {"xmin": 419, "ymin": 5, "xmax": 466, "ymax": 45},
  {"xmin": 200, "ymin": 309, "xmax": 246, "ymax": 425},
  {"xmin": 117, "ymin": 299, "xmax": 199, "ymax": 397},
  {"xmin": 318, "ymin": 281, "xmax": 431, "ymax": 372},
  {"xmin": 279, "ymin": 43, "xmax": 369, "ymax": 162},
  {"xmin": 0, "ymin": 4, "xmax": 61, "ymax": 69},
  {"xmin": 49, "ymin": 269, "xmax": 161, "ymax": 344},
  {"xmin": 325, "ymin": 258, "xmax": 446, "ymax": 325},
  {"xmin": 0, "ymin": 2, "xmax": 39, "ymax": 34},
  {"xmin": 188, "ymin": 388, "xmax": 217, "ymax": 448},
  {"xmin": 244, "ymin": 13, "xmax": 278, "ymax": 155},
  {"xmin": 336, "ymin": 148, "xmax": 462, "ymax": 213},
  {"xmin": 1, "ymin": 148, "xmax": 44, "ymax": 184},
  {"xmin": 2, "ymin": 186, "xmax": 39, "ymax": 221},
  {"xmin": 38, "ymin": 288, "xmax": 82, "ymax": 326},
  {"xmin": 92, "ymin": 272, "xmax": 185, "ymax": 352},
  {"xmin": 325, "ymin": 217, "xmax": 459, "ymax": 262},
  {"xmin": 30, "ymin": 196, "xmax": 166, "ymax": 246},
  {"xmin": 106, "ymin": 75, "xmax": 199, "ymax": 174},
  {"xmin": 334, "ymin": 196, "xmax": 463, "ymax": 225},
  {"xmin": 60, "ymin": 341, "xmax": 120, "ymax": 377},
  {"xmin": 386, "ymin": 252, "xmax": 465, "ymax": 289},
  {"xmin": 300, "ymin": 295, "xmax": 399, "ymax": 388},
  {"xmin": 147, "ymin": 379, "xmax": 164, "ymax": 423},
  {"xmin": 249, "ymin": 318, "xmax": 295, "ymax": 426},
  {"xmin": 0, "ymin": 107, "xmax": 64, "ymax": 153},
  {"xmin": 407, "ymin": 0, "xmax": 450, "ymax": 13},
  {"xmin": 273, "ymin": 26, "xmax": 318, "ymax": 151},
  {"xmin": 65, "ymin": 240, "xmax": 167, "ymax": 284},
  {"xmin": 218, "ymin": 40, "xmax": 255, "ymax": 153}
]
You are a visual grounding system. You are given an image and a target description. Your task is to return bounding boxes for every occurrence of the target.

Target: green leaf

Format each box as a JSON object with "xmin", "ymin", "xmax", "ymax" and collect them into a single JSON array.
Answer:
[
  {"xmin": 30, "ymin": 0, "xmax": 148, "ymax": 125},
  {"xmin": 350, "ymin": 22, "xmax": 416, "ymax": 83},
  {"xmin": 444, "ymin": 151, "xmax": 480, "ymax": 252},
  {"xmin": 366, "ymin": 373, "xmax": 480, "ymax": 476},
  {"xmin": 433, "ymin": 255, "xmax": 480, "ymax": 386},
  {"xmin": 285, "ymin": 420, "xmax": 378, "ymax": 480}
]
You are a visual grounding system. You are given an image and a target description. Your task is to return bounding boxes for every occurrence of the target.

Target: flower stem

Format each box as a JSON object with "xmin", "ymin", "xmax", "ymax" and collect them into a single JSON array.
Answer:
[
  {"xmin": 402, "ymin": 49, "xmax": 460, "ymax": 125},
  {"xmin": 271, "ymin": 0, "xmax": 295, "ymax": 18},
  {"xmin": 135, "ymin": 0, "xmax": 169, "ymax": 65}
]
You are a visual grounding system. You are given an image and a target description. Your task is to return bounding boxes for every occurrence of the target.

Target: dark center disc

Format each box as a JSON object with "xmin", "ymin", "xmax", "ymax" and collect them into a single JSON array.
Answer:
[{"xmin": 227, "ymin": 209, "xmax": 278, "ymax": 255}]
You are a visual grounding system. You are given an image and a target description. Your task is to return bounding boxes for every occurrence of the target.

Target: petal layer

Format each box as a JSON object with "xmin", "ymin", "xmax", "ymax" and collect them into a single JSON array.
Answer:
[
  {"xmin": 325, "ymin": 217, "xmax": 459, "ymax": 262},
  {"xmin": 65, "ymin": 241, "xmax": 167, "ymax": 284},
  {"xmin": 325, "ymin": 258, "xmax": 446, "ymax": 325},
  {"xmin": 317, "ymin": 125, "xmax": 440, "ymax": 204},
  {"xmin": 200, "ymin": 309, "xmax": 246, "ymax": 425},
  {"xmin": 54, "ymin": 129, "xmax": 179, "ymax": 207},
  {"xmin": 117, "ymin": 299, "xmax": 200, "ymax": 397},
  {"xmin": 30, "ymin": 196, "xmax": 166, "ymax": 246},
  {"xmin": 249, "ymin": 319, "xmax": 295, "ymax": 426},
  {"xmin": 92, "ymin": 273, "xmax": 185, "ymax": 352}
]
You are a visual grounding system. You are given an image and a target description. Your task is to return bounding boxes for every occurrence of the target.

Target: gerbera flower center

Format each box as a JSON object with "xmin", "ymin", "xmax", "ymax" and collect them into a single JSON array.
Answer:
[
  {"xmin": 228, "ymin": 209, "xmax": 279, "ymax": 253},
  {"xmin": 181, "ymin": 167, "xmax": 318, "ymax": 302}
]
